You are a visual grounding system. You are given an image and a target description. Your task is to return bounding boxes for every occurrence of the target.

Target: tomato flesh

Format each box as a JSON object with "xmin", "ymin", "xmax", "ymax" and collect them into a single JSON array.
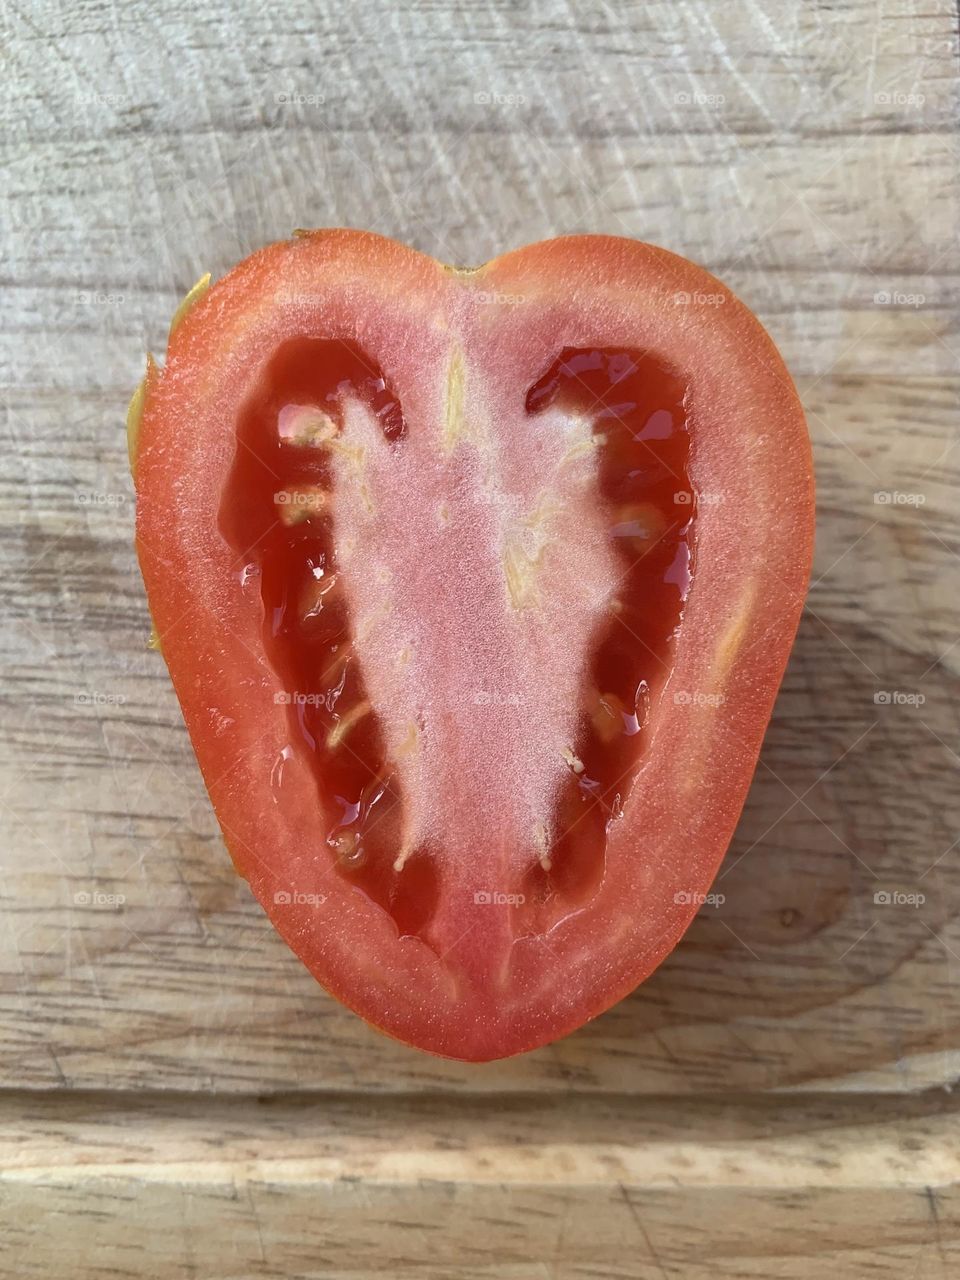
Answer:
[
  {"xmin": 220, "ymin": 339, "xmax": 692, "ymax": 946},
  {"xmin": 135, "ymin": 232, "xmax": 813, "ymax": 1060}
]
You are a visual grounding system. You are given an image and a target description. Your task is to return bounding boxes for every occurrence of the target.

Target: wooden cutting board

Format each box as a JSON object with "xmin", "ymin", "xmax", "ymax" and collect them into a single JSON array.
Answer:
[{"xmin": 2, "ymin": 0, "xmax": 958, "ymax": 1274}]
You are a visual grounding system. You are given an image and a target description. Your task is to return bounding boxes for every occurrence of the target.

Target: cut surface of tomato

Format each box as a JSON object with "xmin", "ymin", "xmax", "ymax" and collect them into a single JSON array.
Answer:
[{"xmin": 134, "ymin": 231, "xmax": 813, "ymax": 1060}]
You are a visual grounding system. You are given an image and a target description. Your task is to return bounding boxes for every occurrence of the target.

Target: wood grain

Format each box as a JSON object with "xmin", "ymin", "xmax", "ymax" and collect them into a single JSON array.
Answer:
[
  {"xmin": 2, "ymin": 1091, "xmax": 959, "ymax": 1278},
  {"xmin": 1, "ymin": 0, "xmax": 958, "ymax": 1275}
]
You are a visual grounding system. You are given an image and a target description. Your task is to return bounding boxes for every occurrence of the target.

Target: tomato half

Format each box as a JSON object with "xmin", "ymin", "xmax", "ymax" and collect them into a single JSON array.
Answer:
[{"xmin": 132, "ymin": 231, "xmax": 814, "ymax": 1061}]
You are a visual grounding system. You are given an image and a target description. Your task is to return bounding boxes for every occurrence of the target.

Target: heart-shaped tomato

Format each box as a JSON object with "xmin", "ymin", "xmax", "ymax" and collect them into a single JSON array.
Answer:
[{"xmin": 132, "ymin": 231, "xmax": 813, "ymax": 1060}]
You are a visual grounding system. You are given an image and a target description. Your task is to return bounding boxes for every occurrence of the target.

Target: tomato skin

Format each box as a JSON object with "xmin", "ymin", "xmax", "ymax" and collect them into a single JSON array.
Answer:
[{"xmin": 134, "ymin": 231, "xmax": 813, "ymax": 1061}]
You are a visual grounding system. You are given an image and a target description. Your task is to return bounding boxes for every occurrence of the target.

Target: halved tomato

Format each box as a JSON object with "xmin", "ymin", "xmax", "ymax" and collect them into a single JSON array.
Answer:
[{"xmin": 132, "ymin": 231, "xmax": 814, "ymax": 1060}]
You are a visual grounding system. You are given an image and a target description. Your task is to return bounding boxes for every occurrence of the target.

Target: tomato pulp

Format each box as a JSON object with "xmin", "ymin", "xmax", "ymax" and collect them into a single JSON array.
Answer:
[{"xmin": 133, "ymin": 232, "xmax": 814, "ymax": 1060}]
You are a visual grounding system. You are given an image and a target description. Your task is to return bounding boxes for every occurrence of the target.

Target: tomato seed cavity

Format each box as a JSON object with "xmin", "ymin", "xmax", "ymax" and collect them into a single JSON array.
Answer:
[{"xmin": 220, "ymin": 340, "xmax": 693, "ymax": 948}]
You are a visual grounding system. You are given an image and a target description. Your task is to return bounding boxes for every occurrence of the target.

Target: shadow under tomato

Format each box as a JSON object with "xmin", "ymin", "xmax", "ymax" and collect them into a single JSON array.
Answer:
[{"xmin": 575, "ymin": 599, "xmax": 951, "ymax": 1047}]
